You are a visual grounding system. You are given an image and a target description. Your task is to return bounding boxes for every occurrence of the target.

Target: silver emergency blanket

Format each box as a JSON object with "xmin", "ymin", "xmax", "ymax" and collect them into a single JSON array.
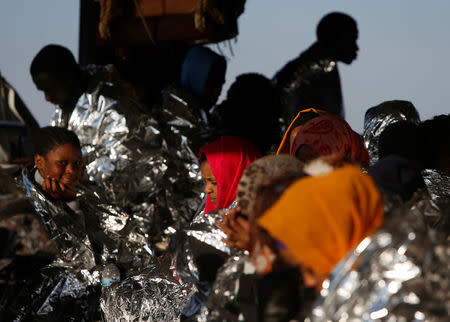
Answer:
[
  {"xmin": 273, "ymin": 57, "xmax": 339, "ymax": 125},
  {"xmin": 173, "ymin": 201, "xmax": 238, "ymax": 318},
  {"xmin": 422, "ymin": 169, "xmax": 450, "ymax": 231},
  {"xmin": 308, "ymin": 191, "xmax": 449, "ymax": 321},
  {"xmin": 196, "ymin": 251, "xmax": 248, "ymax": 321},
  {"xmin": 101, "ymin": 255, "xmax": 195, "ymax": 321},
  {"xmin": 276, "ymin": 59, "xmax": 337, "ymax": 97},
  {"xmin": 50, "ymin": 66, "xmax": 203, "ymax": 239},
  {"xmin": 10, "ymin": 166, "xmax": 155, "ymax": 319},
  {"xmin": 363, "ymin": 100, "xmax": 420, "ymax": 165}
]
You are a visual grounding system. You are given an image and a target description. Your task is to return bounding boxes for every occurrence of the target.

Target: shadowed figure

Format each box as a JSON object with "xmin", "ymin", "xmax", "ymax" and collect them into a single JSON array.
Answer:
[{"xmin": 273, "ymin": 12, "xmax": 358, "ymax": 124}]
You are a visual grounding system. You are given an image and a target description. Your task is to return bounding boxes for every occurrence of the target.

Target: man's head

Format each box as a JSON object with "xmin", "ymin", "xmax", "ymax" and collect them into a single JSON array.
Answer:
[
  {"xmin": 30, "ymin": 44, "xmax": 82, "ymax": 107},
  {"xmin": 418, "ymin": 114, "xmax": 450, "ymax": 174},
  {"xmin": 317, "ymin": 12, "xmax": 359, "ymax": 64}
]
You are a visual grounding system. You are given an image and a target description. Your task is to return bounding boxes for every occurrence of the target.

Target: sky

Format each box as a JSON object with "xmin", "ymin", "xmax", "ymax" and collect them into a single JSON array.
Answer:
[{"xmin": 1, "ymin": 0, "xmax": 449, "ymax": 132}]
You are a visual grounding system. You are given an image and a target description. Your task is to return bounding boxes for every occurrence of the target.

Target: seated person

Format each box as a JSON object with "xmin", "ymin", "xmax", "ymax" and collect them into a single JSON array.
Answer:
[
  {"xmin": 255, "ymin": 165, "xmax": 383, "ymax": 321},
  {"xmin": 160, "ymin": 45, "xmax": 227, "ymax": 146},
  {"xmin": 289, "ymin": 113, "xmax": 369, "ymax": 167},
  {"xmin": 30, "ymin": 44, "xmax": 195, "ymax": 235},
  {"xmin": 276, "ymin": 108, "xmax": 327, "ymax": 155},
  {"xmin": 369, "ymin": 121, "xmax": 425, "ymax": 201},
  {"xmin": 174, "ymin": 135, "xmax": 261, "ymax": 318},
  {"xmin": 418, "ymin": 114, "xmax": 450, "ymax": 175},
  {"xmin": 213, "ymin": 73, "xmax": 281, "ymax": 155},
  {"xmin": 13, "ymin": 126, "xmax": 154, "ymax": 320},
  {"xmin": 363, "ymin": 100, "xmax": 420, "ymax": 164}
]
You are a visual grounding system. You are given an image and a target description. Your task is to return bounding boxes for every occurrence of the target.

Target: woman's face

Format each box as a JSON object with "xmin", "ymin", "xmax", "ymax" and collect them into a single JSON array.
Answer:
[
  {"xmin": 35, "ymin": 144, "xmax": 84, "ymax": 189},
  {"xmin": 201, "ymin": 160, "xmax": 218, "ymax": 205}
]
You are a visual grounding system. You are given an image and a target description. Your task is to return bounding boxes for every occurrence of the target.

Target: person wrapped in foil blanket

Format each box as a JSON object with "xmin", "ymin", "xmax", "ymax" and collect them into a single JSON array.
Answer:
[{"xmin": 30, "ymin": 45, "xmax": 204, "ymax": 241}]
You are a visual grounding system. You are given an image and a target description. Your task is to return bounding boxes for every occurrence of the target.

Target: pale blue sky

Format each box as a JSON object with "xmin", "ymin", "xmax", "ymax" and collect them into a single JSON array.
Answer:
[{"xmin": 1, "ymin": 0, "xmax": 449, "ymax": 132}]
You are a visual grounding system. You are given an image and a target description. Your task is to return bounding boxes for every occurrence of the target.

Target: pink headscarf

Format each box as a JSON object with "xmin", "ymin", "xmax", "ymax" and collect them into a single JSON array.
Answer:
[
  {"xmin": 199, "ymin": 136, "xmax": 262, "ymax": 214},
  {"xmin": 291, "ymin": 114, "xmax": 369, "ymax": 167}
]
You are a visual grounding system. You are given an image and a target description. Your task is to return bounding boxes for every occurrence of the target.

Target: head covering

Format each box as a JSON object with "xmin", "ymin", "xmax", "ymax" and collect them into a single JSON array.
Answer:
[
  {"xmin": 180, "ymin": 46, "xmax": 226, "ymax": 99},
  {"xmin": 258, "ymin": 165, "xmax": 384, "ymax": 276},
  {"xmin": 363, "ymin": 100, "xmax": 420, "ymax": 164},
  {"xmin": 199, "ymin": 136, "xmax": 261, "ymax": 214},
  {"xmin": 277, "ymin": 108, "xmax": 327, "ymax": 155},
  {"xmin": 291, "ymin": 114, "xmax": 369, "ymax": 167},
  {"xmin": 236, "ymin": 155, "xmax": 303, "ymax": 217}
]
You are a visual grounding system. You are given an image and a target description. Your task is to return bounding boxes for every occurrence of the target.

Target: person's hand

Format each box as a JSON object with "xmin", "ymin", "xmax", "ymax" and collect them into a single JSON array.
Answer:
[
  {"xmin": 41, "ymin": 176, "xmax": 76, "ymax": 200},
  {"xmin": 217, "ymin": 206, "xmax": 252, "ymax": 250}
]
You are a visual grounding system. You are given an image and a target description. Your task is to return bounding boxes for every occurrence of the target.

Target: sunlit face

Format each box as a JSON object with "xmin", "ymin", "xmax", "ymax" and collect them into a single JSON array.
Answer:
[
  {"xmin": 201, "ymin": 160, "xmax": 218, "ymax": 205},
  {"xmin": 32, "ymin": 72, "xmax": 71, "ymax": 106},
  {"xmin": 35, "ymin": 144, "xmax": 84, "ymax": 189}
]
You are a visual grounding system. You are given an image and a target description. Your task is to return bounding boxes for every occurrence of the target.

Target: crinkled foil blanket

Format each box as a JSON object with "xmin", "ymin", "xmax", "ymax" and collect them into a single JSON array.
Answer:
[
  {"xmin": 101, "ymin": 203, "xmax": 237, "ymax": 321},
  {"xmin": 308, "ymin": 190, "xmax": 449, "ymax": 321},
  {"xmin": 51, "ymin": 69, "xmax": 204, "ymax": 240},
  {"xmin": 101, "ymin": 255, "xmax": 196, "ymax": 322},
  {"xmin": 0, "ymin": 167, "xmax": 156, "ymax": 320},
  {"xmin": 273, "ymin": 58, "xmax": 337, "ymax": 127},
  {"xmin": 363, "ymin": 102, "xmax": 420, "ymax": 165}
]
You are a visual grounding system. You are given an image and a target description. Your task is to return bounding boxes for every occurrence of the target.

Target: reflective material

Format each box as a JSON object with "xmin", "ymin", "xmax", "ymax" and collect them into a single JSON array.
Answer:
[
  {"xmin": 100, "ymin": 255, "xmax": 196, "ymax": 321},
  {"xmin": 173, "ymin": 202, "xmax": 238, "ymax": 318},
  {"xmin": 363, "ymin": 100, "xmax": 420, "ymax": 165},
  {"xmin": 196, "ymin": 251, "xmax": 247, "ymax": 321},
  {"xmin": 308, "ymin": 191, "xmax": 449, "ymax": 321},
  {"xmin": 50, "ymin": 66, "xmax": 203, "ymax": 238},
  {"xmin": 12, "ymin": 166, "xmax": 155, "ymax": 319},
  {"xmin": 422, "ymin": 169, "xmax": 450, "ymax": 231},
  {"xmin": 274, "ymin": 56, "xmax": 341, "ymax": 123}
]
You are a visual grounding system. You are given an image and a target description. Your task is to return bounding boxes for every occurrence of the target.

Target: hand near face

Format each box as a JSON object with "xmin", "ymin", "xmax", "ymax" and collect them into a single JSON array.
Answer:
[
  {"xmin": 217, "ymin": 206, "xmax": 251, "ymax": 250},
  {"xmin": 41, "ymin": 176, "xmax": 77, "ymax": 200}
]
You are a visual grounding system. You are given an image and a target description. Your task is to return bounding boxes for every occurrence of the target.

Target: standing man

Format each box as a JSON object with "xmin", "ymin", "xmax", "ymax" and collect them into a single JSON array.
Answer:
[{"xmin": 273, "ymin": 12, "xmax": 359, "ymax": 123}]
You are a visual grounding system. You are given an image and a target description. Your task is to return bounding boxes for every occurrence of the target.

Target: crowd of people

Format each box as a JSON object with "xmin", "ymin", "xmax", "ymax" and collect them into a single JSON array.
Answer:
[{"xmin": 0, "ymin": 11, "xmax": 449, "ymax": 322}]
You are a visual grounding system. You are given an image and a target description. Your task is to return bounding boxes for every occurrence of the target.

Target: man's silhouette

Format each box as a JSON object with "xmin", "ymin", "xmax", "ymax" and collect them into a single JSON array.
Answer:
[{"xmin": 273, "ymin": 12, "xmax": 358, "ymax": 123}]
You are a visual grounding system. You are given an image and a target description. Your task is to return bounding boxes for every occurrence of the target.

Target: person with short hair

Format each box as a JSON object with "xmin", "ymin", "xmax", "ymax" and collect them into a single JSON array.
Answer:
[
  {"xmin": 212, "ymin": 73, "xmax": 282, "ymax": 155},
  {"xmin": 30, "ymin": 45, "xmax": 196, "ymax": 234},
  {"xmin": 273, "ymin": 12, "xmax": 359, "ymax": 123}
]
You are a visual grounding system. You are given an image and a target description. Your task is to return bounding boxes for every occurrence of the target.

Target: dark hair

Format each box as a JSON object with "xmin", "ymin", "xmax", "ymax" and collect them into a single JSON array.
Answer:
[
  {"xmin": 218, "ymin": 73, "xmax": 281, "ymax": 154},
  {"xmin": 33, "ymin": 126, "xmax": 81, "ymax": 157},
  {"xmin": 316, "ymin": 12, "xmax": 357, "ymax": 43},
  {"xmin": 30, "ymin": 44, "xmax": 80, "ymax": 78},
  {"xmin": 417, "ymin": 114, "xmax": 450, "ymax": 169},
  {"xmin": 378, "ymin": 121, "xmax": 419, "ymax": 161}
]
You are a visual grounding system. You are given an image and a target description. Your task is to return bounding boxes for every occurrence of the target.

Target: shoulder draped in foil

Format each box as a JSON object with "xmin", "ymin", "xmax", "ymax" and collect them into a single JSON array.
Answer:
[
  {"xmin": 363, "ymin": 101, "xmax": 420, "ymax": 165},
  {"xmin": 308, "ymin": 191, "xmax": 449, "ymax": 321},
  {"xmin": 171, "ymin": 202, "xmax": 239, "ymax": 318},
  {"xmin": 11, "ymin": 166, "xmax": 156, "ymax": 320},
  {"xmin": 50, "ymin": 66, "xmax": 204, "ymax": 239},
  {"xmin": 273, "ymin": 44, "xmax": 343, "ymax": 122},
  {"xmin": 101, "ymin": 255, "xmax": 196, "ymax": 321},
  {"xmin": 421, "ymin": 169, "xmax": 450, "ymax": 232}
]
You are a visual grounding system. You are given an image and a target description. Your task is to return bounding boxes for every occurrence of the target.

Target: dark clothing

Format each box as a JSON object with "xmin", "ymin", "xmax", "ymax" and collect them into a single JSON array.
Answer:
[
  {"xmin": 273, "ymin": 42, "xmax": 343, "ymax": 123},
  {"xmin": 369, "ymin": 155, "xmax": 425, "ymax": 201},
  {"xmin": 0, "ymin": 74, "xmax": 39, "ymax": 162}
]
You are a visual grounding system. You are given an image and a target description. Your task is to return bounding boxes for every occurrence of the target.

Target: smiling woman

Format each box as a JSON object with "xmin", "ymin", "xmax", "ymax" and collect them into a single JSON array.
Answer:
[{"xmin": 32, "ymin": 126, "xmax": 85, "ymax": 200}]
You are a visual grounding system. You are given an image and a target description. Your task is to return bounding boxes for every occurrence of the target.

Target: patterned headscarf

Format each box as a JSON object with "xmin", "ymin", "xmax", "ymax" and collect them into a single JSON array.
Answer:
[
  {"xmin": 291, "ymin": 114, "xmax": 369, "ymax": 167},
  {"xmin": 236, "ymin": 155, "xmax": 303, "ymax": 217}
]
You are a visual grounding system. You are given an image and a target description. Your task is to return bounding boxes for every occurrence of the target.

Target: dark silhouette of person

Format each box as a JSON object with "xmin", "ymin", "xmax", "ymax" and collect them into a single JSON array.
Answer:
[
  {"xmin": 273, "ymin": 12, "xmax": 358, "ymax": 124},
  {"xmin": 213, "ymin": 73, "xmax": 281, "ymax": 154}
]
